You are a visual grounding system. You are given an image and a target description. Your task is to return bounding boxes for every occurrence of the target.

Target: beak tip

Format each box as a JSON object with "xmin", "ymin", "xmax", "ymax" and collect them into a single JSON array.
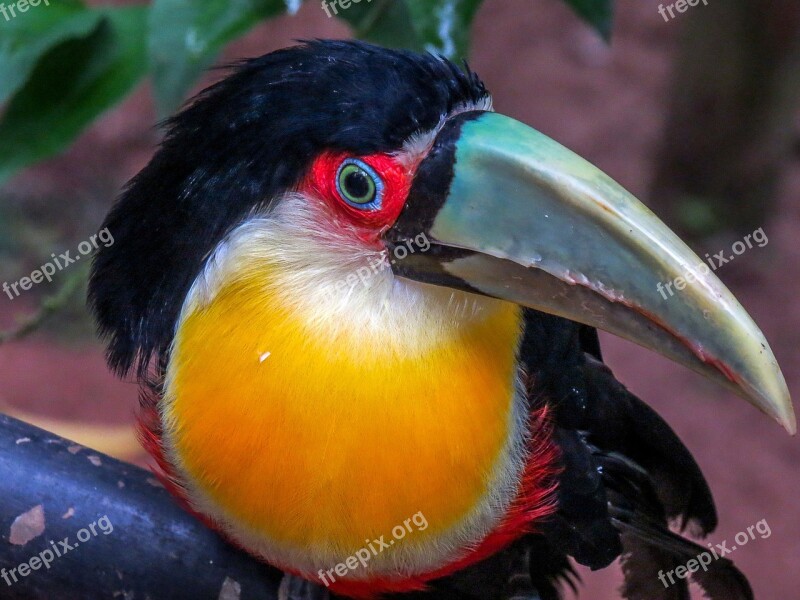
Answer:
[
  {"xmin": 781, "ymin": 411, "xmax": 797, "ymax": 436},
  {"xmin": 764, "ymin": 383, "xmax": 795, "ymax": 435},
  {"xmin": 768, "ymin": 391, "xmax": 797, "ymax": 435},
  {"xmin": 751, "ymin": 384, "xmax": 795, "ymax": 435}
]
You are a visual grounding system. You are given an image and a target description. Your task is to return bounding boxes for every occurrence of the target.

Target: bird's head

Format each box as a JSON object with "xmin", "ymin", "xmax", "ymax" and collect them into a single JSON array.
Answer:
[{"xmin": 89, "ymin": 39, "xmax": 793, "ymax": 436}]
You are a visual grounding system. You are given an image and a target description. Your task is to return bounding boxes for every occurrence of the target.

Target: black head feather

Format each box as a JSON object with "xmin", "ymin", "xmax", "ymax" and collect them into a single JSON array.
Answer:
[{"xmin": 88, "ymin": 40, "xmax": 489, "ymax": 377}]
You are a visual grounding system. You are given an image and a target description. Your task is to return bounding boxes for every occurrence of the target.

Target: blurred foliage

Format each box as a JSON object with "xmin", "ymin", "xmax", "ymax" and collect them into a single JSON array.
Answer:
[
  {"xmin": 0, "ymin": 5, "xmax": 146, "ymax": 184},
  {"xmin": 0, "ymin": 263, "xmax": 88, "ymax": 344},
  {"xmin": 0, "ymin": 199, "xmax": 97, "ymax": 342},
  {"xmin": 561, "ymin": 0, "xmax": 613, "ymax": 40},
  {"xmin": 0, "ymin": 0, "xmax": 613, "ymax": 186}
]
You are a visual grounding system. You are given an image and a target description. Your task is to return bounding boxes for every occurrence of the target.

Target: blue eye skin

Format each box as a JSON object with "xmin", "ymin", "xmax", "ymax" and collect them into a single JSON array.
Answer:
[{"xmin": 336, "ymin": 159, "xmax": 384, "ymax": 210}]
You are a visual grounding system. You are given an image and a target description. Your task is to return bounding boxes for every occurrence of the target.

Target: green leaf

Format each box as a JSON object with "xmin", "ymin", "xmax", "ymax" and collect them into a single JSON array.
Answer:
[
  {"xmin": 335, "ymin": 0, "xmax": 422, "ymax": 51},
  {"xmin": 404, "ymin": 0, "xmax": 484, "ymax": 59},
  {"xmin": 563, "ymin": 0, "xmax": 614, "ymax": 41},
  {"xmin": 335, "ymin": 0, "xmax": 485, "ymax": 59},
  {"xmin": 148, "ymin": 0, "xmax": 299, "ymax": 117},
  {"xmin": 0, "ymin": 7, "xmax": 148, "ymax": 185},
  {"xmin": 0, "ymin": 0, "xmax": 102, "ymax": 103}
]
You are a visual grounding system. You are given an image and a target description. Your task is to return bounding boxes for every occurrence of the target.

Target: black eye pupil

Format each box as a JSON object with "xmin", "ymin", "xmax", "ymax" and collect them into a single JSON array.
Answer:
[
  {"xmin": 344, "ymin": 171, "xmax": 371, "ymax": 199},
  {"xmin": 337, "ymin": 161, "xmax": 379, "ymax": 207}
]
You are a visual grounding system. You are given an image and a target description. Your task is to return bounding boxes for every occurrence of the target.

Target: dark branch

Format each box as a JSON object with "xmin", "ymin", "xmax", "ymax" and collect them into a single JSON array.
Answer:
[{"xmin": 0, "ymin": 414, "xmax": 283, "ymax": 599}]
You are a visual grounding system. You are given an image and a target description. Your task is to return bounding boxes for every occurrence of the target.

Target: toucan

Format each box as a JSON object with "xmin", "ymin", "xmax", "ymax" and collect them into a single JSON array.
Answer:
[{"xmin": 88, "ymin": 41, "xmax": 794, "ymax": 600}]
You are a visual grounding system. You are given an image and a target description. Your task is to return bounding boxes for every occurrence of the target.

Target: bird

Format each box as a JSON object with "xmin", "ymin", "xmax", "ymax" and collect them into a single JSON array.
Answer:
[{"xmin": 88, "ymin": 40, "xmax": 795, "ymax": 600}]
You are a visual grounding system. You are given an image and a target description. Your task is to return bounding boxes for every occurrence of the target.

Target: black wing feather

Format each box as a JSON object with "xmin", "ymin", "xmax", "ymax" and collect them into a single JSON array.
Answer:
[{"xmin": 519, "ymin": 310, "xmax": 750, "ymax": 600}]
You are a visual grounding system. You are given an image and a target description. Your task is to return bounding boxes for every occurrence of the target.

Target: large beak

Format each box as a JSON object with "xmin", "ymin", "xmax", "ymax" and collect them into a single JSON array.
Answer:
[{"xmin": 385, "ymin": 111, "xmax": 795, "ymax": 434}]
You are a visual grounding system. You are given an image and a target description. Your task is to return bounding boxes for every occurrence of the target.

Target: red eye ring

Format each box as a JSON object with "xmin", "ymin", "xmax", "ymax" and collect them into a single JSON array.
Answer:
[{"xmin": 303, "ymin": 151, "xmax": 412, "ymax": 238}]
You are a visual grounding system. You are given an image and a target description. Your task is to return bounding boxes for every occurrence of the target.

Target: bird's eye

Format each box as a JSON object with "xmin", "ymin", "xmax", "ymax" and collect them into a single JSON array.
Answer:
[{"xmin": 336, "ymin": 159, "xmax": 383, "ymax": 209}]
